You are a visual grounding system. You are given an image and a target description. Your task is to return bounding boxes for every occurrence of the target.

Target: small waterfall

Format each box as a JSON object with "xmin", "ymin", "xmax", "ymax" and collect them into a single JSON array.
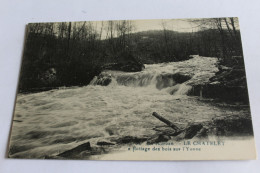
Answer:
[
  {"xmin": 89, "ymin": 76, "xmax": 98, "ymax": 85},
  {"xmin": 162, "ymin": 83, "xmax": 192, "ymax": 95},
  {"xmin": 89, "ymin": 73, "xmax": 112, "ymax": 86},
  {"xmin": 174, "ymin": 84, "xmax": 192, "ymax": 95},
  {"xmin": 115, "ymin": 73, "xmax": 156, "ymax": 87},
  {"xmin": 90, "ymin": 69, "xmax": 192, "ymax": 96},
  {"xmin": 89, "ymin": 56, "xmax": 218, "ymax": 96}
]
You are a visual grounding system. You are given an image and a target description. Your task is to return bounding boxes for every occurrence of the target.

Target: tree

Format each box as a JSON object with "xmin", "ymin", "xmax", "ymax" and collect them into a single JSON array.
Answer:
[{"xmin": 191, "ymin": 17, "xmax": 241, "ymax": 59}]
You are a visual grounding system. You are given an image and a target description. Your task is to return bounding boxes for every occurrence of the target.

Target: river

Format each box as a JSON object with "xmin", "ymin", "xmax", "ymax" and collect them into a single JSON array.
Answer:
[{"xmin": 8, "ymin": 56, "xmax": 251, "ymax": 159}]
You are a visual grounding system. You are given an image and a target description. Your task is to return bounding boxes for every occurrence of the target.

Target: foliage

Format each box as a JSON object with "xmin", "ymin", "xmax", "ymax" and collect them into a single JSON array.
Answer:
[{"xmin": 18, "ymin": 19, "xmax": 243, "ymax": 92}]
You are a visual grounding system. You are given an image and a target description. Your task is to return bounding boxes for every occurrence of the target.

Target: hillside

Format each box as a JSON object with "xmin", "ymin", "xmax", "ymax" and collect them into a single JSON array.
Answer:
[{"xmin": 18, "ymin": 24, "xmax": 243, "ymax": 93}]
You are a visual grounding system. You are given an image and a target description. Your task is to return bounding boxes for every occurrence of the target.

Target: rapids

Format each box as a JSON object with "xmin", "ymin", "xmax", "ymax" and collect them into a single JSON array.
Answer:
[{"xmin": 9, "ymin": 56, "xmax": 250, "ymax": 158}]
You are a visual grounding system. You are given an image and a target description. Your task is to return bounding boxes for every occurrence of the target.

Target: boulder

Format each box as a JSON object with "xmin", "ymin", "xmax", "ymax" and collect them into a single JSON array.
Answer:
[
  {"xmin": 91, "ymin": 73, "xmax": 112, "ymax": 86},
  {"xmin": 40, "ymin": 68, "xmax": 57, "ymax": 85},
  {"xmin": 102, "ymin": 61, "xmax": 145, "ymax": 72},
  {"xmin": 147, "ymin": 134, "xmax": 171, "ymax": 144},
  {"xmin": 171, "ymin": 124, "xmax": 203, "ymax": 141},
  {"xmin": 172, "ymin": 73, "xmax": 192, "ymax": 83},
  {"xmin": 57, "ymin": 142, "xmax": 91, "ymax": 158},
  {"xmin": 156, "ymin": 73, "xmax": 192, "ymax": 89},
  {"xmin": 97, "ymin": 141, "xmax": 115, "ymax": 146},
  {"xmin": 184, "ymin": 124, "xmax": 203, "ymax": 139},
  {"xmin": 194, "ymin": 127, "xmax": 208, "ymax": 138},
  {"xmin": 114, "ymin": 136, "xmax": 148, "ymax": 144},
  {"xmin": 189, "ymin": 83, "xmax": 249, "ymax": 103}
]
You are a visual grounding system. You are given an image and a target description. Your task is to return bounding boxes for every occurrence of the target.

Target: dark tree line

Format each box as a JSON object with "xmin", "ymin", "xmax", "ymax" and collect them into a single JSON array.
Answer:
[{"xmin": 19, "ymin": 18, "xmax": 243, "ymax": 92}]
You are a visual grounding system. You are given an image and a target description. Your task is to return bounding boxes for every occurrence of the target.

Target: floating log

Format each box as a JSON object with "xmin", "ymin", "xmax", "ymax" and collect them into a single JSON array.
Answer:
[{"xmin": 152, "ymin": 112, "xmax": 180, "ymax": 131}]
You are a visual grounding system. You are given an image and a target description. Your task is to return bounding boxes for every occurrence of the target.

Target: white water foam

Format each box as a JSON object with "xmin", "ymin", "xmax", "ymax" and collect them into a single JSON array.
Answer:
[{"xmin": 11, "ymin": 56, "xmax": 246, "ymax": 159}]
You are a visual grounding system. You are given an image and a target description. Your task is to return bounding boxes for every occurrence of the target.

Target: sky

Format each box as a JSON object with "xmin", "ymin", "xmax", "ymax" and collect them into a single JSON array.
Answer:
[
  {"xmin": 87, "ymin": 18, "xmax": 201, "ymax": 34},
  {"xmin": 133, "ymin": 19, "xmax": 200, "ymax": 32},
  {"xmin": 80, "ymin": 18, "xmax": 203, "ymax": 39}
]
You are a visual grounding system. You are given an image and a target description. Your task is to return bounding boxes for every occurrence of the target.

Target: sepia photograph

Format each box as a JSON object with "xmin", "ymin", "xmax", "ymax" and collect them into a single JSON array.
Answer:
[{"xmin": 8, "ymin": 18, "xmax": 256, "ymax": 160}]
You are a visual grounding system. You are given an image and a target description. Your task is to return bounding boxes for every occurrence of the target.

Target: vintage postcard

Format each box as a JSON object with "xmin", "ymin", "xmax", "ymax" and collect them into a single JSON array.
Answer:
[{"xmin": 8, "ymin": 18, "xmax": 256, "ymax": 160}]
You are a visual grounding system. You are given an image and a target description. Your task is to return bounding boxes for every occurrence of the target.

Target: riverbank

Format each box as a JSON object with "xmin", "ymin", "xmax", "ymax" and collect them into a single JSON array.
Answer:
[{"xmin": 188, "ymin": 56, "xmax": 250, "ymax": 104}]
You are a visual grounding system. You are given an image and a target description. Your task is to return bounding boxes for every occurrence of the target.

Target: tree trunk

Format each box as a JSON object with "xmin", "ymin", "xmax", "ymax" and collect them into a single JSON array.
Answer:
[{"xmin": 152, "ymin": 112, "xmax": 180, "ymax": 131}]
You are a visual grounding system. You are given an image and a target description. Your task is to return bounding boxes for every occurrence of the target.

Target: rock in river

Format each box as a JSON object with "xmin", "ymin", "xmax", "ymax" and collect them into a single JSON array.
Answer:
[{"xmin": 57, "ymin": 142, "xmax": 91, "ymax": 158}]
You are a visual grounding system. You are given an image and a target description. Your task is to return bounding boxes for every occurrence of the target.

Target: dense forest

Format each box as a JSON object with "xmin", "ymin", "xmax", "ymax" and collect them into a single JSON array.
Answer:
[{"xmin": 19, "ymin": 18, "xmax": 244, "ymax": 93}]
